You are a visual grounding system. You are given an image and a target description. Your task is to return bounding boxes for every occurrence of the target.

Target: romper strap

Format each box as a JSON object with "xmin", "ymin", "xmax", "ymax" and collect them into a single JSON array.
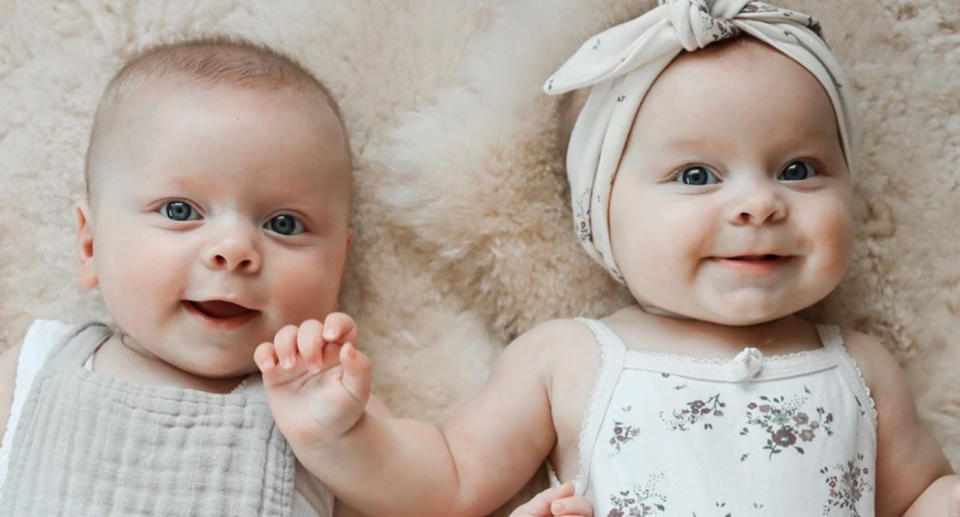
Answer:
[
  {"xmin": 568, "ymin": 318, "xmax": 628, "ymax": 495},
  {"xmin": 42, "ymin": 322, "xmax": 112, "ymax": 371},
  {"xmin": 816, "ymin": 324, "xmax": 878, "ymax": 433}
]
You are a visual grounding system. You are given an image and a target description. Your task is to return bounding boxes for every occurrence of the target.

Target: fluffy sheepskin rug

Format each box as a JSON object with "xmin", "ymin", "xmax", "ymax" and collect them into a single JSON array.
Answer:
[{"xmin": 1, "ymin": 0, "xmax": 957, "ymax": 513}]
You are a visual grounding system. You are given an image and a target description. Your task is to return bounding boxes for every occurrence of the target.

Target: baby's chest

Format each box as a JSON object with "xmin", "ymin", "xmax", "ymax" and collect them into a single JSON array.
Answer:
[{"xmin": 587, "ymin": 370, "xmax": 876, "ymax": 516}]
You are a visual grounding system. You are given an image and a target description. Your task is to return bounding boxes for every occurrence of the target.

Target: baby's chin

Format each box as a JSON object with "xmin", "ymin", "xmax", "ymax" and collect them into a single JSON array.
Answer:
[
  {"xmin": 695, "ymin": 299, "xmax": 809, "ymax": 327},
  {"xmin": 171, "ymin": 356, "xmax": 259, "ymax": 382},
  {"xmin": 644, "ymin": 295, "xmax": 807, "ymax": 327}
]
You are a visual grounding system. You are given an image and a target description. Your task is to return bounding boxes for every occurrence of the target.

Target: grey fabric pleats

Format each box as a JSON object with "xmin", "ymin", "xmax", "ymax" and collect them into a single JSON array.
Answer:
[{"xmin": 0, "ymin": 323, "xmax": 294, "ymax": 516}]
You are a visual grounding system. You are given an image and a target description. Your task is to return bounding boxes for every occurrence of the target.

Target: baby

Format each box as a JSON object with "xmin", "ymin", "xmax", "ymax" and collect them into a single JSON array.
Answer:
[
  {"xmin": 0, "ymin": 36, "xmax": 358, "ymax": 516},
  {"xmin": 0, "ymin": 35, "xmax": 584, "ymax": 517},
  {"xmin": 254, "ymin": 1, "xmax": 960, "ymax": 516}
]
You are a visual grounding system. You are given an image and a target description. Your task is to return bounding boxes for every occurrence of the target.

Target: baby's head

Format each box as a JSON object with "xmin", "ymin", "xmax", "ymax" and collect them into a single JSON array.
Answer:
[
  {"xmin": 77, "ymin": 36, "xmax": 353, "ymax": 378},
  {"xmin": 547, "ymin": 0, "xmax": 855, "ymax": 325}
]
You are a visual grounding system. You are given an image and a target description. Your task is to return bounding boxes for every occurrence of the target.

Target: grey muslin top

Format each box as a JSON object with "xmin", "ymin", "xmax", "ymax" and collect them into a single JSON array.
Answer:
[{"xmin": 0, "ymin": 321, "xmax": 303, "ymax": 516}]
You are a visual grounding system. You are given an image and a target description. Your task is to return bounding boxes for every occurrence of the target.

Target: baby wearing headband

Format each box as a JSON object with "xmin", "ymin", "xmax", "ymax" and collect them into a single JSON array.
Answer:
[{"xmin": 254, "ymin": 1, "xmax": 959, "ymax": 515}]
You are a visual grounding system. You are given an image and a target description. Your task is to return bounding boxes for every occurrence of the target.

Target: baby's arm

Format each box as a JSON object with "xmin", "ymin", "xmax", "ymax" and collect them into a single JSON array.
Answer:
[
  {"xmin": 257, "ymin": 317, "xmax": 584, "ymax": 517},
  {"xmin": 842, "ymin": 330, "xmax": 957, "ymax": 516},
  {"xmin": 330, "ymin": 387, "xmax": 394, "ymax": 517}
]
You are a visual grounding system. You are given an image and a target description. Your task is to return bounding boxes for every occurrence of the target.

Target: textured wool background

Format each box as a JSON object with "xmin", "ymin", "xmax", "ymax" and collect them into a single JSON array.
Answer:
[{"xmin": 0, "ymin": 0, "xmax": 958, "ymax": 514}]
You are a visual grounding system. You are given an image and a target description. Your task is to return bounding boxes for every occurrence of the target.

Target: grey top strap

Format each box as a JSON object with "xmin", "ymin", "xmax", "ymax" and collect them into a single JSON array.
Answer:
[{"xmin": 42, "ymin": 321, "xmax": 112, "ymax": 370}]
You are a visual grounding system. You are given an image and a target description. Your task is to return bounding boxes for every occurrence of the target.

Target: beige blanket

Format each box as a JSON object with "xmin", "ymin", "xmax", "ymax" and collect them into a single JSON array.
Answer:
[{"xmin": 1, "ymin": 1, "xmax": 957, "ymax": 513}]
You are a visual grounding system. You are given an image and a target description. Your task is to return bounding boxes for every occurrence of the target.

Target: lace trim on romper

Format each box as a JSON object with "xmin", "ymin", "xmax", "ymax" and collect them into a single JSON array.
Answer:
[
  {"xmin": 818, "ymin": 325, "xmax": 879, "ymax": 432},
  {"xmin": 565, "ymin": 317, "xmax": 628, "ymax": 495}
]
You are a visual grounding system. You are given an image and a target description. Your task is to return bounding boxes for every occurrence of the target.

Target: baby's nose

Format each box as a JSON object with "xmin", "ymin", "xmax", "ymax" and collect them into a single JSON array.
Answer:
[
  {"xmin": 204, "ymin": 233, "xmax": 262, "ymax": 274},
  {"xmin": 729, "ymin": 185, "xmax": 788, "ymax": 226}
]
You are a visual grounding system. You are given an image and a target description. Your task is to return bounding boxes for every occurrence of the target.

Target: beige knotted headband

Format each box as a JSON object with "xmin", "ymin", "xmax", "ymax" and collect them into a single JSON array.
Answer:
[{"xmin": 544, "ymin": 0, "xmax": 855, "ymax": 282}]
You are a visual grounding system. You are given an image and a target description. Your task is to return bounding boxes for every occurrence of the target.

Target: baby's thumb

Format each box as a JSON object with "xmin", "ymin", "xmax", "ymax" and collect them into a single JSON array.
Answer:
[{"xmin": 339, "ymin": 342, "xmax": 371, "ymax": 406}]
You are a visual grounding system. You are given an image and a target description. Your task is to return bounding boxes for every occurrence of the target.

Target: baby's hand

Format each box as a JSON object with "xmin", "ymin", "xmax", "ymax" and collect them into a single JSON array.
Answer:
[
  {"xmin": 255, "ymin": 313, "xmax": 371, "ymax": 448},
  {"xmin": 509, "ymin": 483, "xmax": 593, "ymax": 517}
]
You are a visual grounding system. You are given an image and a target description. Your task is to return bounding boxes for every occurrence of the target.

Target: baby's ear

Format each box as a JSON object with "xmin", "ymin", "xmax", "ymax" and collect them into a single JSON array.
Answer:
[{"xmin": 76, "ymin": 200, "xmax": 98, "ymax": 289}]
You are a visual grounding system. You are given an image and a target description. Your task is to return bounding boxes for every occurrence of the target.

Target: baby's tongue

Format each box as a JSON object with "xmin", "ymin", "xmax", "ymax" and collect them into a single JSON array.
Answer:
[{"xmin": 192, "ymin": 301, "xmax": 253, "ymax": 318}]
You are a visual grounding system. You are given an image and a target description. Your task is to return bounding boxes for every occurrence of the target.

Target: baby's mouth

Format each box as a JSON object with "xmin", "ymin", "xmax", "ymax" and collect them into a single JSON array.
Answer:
[
  {"xmin": 185, "ymin": 300, "xmax": 259, "ymax": 320},
  {"xmin": 708, "ymin": 254, "xmax": 796, "ymax": 271},
  {"xmin": 726, "ymin": 254, "xmax": 791, "ymax": 262}
]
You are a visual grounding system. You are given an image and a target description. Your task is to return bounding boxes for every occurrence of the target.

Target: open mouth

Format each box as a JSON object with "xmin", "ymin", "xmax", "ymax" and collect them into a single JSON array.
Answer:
[
  {"xmin": 184, "ymin": 300, "xmax": 259, "ymax": 323},
  {"xmin": 726, "ymin": 254, "xmax": 790, "ymax": 262},
  {"xmin": 710, "ymin": 254, "xmax": 795, "ymax": 273}
]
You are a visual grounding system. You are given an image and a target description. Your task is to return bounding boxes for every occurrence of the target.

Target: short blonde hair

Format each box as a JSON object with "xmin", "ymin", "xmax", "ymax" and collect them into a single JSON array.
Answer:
[{"xmin": 84, "ymin": 35, "xmax": 350, "ymax": 193}]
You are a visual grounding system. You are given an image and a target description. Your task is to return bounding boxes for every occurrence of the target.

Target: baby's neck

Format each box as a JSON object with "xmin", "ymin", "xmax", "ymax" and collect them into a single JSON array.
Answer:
[
  {"xmin": 602, "ymin": 305, "xmax": 824, "ymax": 360},
  {"xmin": 92, "ymin": 333, "xmax": 250, "ymax": 394}
]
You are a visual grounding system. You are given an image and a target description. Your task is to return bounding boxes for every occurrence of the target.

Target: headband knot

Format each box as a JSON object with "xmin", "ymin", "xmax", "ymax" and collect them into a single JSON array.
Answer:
[{"xmin": 665, "ymin": 0, "xmax": 749, "ymax": 51}]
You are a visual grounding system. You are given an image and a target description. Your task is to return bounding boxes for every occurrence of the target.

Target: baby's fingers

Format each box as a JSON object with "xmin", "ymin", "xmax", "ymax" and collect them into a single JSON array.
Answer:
[
  {"xmin": 254, "ymin": 341, "xmax": 278, "ymax": 371},
  {"xmin": 338, "ymin": 342, "xmax": 371, "ymax": 406},
  {"xmin": 551, "ymin": 495, "xmax": 592, "ymax": 517},
  {"xmin": 272, "ymin": 324, "xmax": 300, "ymax": 369},
  {"xmin": 296, "ymin": 319, "xmax": 325, "ymax": 372},
  {"xmin": 511, "ymin": 483, "xmax": 575, "ymax": 517},
  {"xmin": 255, "ymin": 339, "xmax": 302, "ymax": 387},
  {"xmin": 322, "ymin": 312, "xmax": 358, "ymax": 346},
  {"xmin": 257, "ymin": 325, "xmax": 308, "ymax": 386}
]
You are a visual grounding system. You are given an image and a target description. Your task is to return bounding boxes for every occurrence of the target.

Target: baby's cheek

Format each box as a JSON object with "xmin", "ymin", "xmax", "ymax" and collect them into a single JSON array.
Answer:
[
  {"xmin": 96, "ymin": 237, "xmax": 162, "ymax": 287},
  {"xmin": 120, "ymin": 248, "xmax": 182, "ymax": 291},
  {"xmin": 812, "ymin": 201, "xmax": 854, "ymax": 280},
  {"xmin": 274, "ymin": 264, "xmax": 343, "ymax": 321}
]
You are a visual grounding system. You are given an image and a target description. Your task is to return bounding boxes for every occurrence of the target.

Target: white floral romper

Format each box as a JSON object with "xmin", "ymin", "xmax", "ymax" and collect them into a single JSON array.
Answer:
[{"xmin": 554, "ymin": 319, "xmax": 877, "ymax": 517}]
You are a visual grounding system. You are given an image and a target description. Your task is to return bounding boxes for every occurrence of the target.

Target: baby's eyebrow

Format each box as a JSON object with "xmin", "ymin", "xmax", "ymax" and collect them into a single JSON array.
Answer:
[
  {"xmin": 135, "ymin": 172, "xmax": 214, "ymax": 197},
  {"xmin": 660, "ymin": 137, "xmax": 711, "ymax": 149},
  {"xmin": 795, "ymin": 127, "xmax": 839, "ymax": 143}
]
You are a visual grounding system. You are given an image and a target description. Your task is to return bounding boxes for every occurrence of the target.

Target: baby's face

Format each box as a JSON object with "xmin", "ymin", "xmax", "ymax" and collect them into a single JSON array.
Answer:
[
  {"xmin": 608, "ymin": 44, "xmax": 853, "ymax": 325},
  {"xmin": 78, "ymin": 80, "xmax": 352, "ymax": 378}
]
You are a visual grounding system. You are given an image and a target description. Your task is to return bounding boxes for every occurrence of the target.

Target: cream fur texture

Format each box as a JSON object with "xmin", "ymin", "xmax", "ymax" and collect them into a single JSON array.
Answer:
[{"xmin": 0, "ymin": 1, "xmax": 957, "ymax": 513}]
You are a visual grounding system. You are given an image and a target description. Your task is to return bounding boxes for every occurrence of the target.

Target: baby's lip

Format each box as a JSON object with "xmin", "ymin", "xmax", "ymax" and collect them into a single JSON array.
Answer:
[
  {"xmin": 706, "ymin": 254, "xmax": 797, "ymax": 274},
  {"xmin": 184, "ymin": 299, "xmax": 259, "ymax": 319},
  {"xmin": 716, "ymin": 253, "xmax": 794, "ymax": 261}
]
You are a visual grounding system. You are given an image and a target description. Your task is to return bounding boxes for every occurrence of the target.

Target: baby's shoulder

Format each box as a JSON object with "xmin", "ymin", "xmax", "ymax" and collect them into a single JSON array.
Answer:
[
  {"xmin": 834, "ymin": 327, "xmax": 911, "ymax": 409},
  {"xmin": 0, "ymin": 319, "xmax": 79, "ymax": 438},
  {"xmin": 504, "ymin": 318, "xmax": 603, "ymax": 385},
  {"xmin": 508, "ymin": 319, "xmax": 605, "ymax": 456},
  {"xmin": 835, "ymin": 328, "xmax": 901, "ymax": 380},
  {"xmin": 511, "ymin": 318, "xmax": 601, "ymax": 358}
]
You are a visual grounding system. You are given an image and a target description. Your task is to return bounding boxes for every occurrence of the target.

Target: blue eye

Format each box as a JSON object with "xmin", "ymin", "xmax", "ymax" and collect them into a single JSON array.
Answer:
[
  {"xmin": 675, "ymin": 166, "xmax": 720, "ymax": 186},
  {"xmin": 162, "ymin": 201, "xmax": 199, "ymax": 221},
  {"xmin": 779, "ymin": 161, "xmax": 817, "ymax": 181},
  {"xmin": 265, "ymin": 214, "xmax": 304, "ymax": 236}
]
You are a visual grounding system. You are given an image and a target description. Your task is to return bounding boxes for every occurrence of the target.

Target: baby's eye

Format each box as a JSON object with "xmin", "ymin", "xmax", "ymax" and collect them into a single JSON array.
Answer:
[
  {"xmin": 778, "ymin": 160, "xmax": 817, "ymax": 181},
  {"xmin": 674, "ymin": 166, "xmax": 720, "ymax": 186},
  {"xmin": 264, "ymin": 214, "xmax": 304, "ymax": 236},
  {"xmin": 162, "ymin": 200, "xmax": 200, "ymax": 221}
]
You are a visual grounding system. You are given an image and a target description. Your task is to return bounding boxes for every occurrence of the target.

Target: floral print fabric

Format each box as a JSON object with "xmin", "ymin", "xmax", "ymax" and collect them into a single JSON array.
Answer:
[
  {"xmin": 570, "ymin": 320, "xmax": 877, "ymax": 517},
  {"xmin": 740, "ymin": 390, "xmax": 834, "ymax": 459}
]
